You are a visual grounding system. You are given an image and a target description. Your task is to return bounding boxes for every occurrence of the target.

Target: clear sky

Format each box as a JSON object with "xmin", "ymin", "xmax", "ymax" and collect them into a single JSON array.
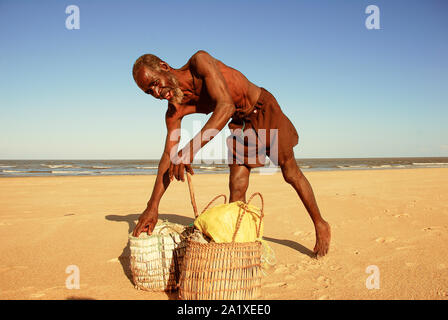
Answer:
[{"xmin": 1, "ymin": 0, "xmax": 447, "ymax": 159}]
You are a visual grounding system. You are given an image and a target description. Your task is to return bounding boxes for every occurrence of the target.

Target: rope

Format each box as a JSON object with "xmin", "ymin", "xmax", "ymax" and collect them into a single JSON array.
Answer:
[
  {"xmin": 232, "ymin": 192, "xmax": 264, "ymax": 242},
  {"xmin": 201, "ymin": 194, "xmax": 227, "ymax": 214}
]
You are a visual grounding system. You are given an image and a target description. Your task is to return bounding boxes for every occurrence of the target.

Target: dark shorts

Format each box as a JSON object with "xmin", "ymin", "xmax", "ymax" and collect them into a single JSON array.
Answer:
[{"xmin": 226, "ymin": 88, "xmax": 299, "ymax": 168}]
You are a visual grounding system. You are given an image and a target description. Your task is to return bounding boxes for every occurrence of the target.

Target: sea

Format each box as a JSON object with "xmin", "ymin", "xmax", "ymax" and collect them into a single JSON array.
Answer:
[{"xmin": 0, "ymin": 157, "xmax": 447, "ymax": 177}]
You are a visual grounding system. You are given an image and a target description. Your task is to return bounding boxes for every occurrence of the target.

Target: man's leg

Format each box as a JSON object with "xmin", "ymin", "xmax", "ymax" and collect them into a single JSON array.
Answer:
[
  {"xmin": 229, "ymin": 164, "xmax": 251, "ymax": 202},
  {"xmin": 279, "ymin": 156, "xmax": 331, "ymax": 257}
]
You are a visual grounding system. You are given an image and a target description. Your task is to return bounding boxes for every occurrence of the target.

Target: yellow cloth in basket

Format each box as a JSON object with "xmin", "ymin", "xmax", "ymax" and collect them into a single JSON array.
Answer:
[{"xmin": 194, "ymin": 201, "xmax": 264, "ymax": 243}]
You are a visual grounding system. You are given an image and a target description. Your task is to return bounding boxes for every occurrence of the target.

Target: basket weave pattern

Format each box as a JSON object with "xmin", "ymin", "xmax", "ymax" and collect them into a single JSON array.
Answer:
[
  {"xmin": 179, "ymin": 240, "xmax": 262, "ymax": 299},
  {"xmin": 179, "ymin": 192, "xmax": 264, "ymax": 300},
  {"xmin": 129, "ymin": 228, "xmax": 188, "ymax": 292}
]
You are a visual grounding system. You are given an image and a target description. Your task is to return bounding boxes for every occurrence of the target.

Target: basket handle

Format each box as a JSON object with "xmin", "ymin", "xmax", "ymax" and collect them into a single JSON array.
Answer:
[
  {"xmin": 200, "ymin": 194, "xmax": 227, "ymax": 215},
  {"xmin": 186, "ymin": 172, "xmax": 199, "ymax": 218},
  {"xmin": 231, "ymin": 192, "xmax": 265, "ymax": 242}
]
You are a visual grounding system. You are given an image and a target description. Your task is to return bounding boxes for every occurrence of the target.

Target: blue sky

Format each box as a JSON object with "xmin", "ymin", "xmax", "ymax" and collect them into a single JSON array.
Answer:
[{"xmin": 0, "ymin": 0, "xmax": 447, "ymax": 159}]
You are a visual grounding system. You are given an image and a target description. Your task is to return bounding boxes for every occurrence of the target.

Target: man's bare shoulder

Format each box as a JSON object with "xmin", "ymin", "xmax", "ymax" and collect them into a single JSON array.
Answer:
[{"xmin": 188, "ymin": 50, "xmax": 217, "ymax": 75}]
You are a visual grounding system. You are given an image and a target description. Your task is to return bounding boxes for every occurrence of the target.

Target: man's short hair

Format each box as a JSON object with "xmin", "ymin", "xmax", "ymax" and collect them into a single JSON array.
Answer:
[{"xmin": 132, "ymin": 54, "xmax": 162, "ymax": 78}]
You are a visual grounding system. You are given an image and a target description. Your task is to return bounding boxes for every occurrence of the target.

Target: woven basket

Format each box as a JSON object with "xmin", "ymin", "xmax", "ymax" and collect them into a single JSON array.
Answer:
[
  {"xmin": 179, "ymin": 193, "xmax": 264, "ymax": 300},
  {"xmin": 129, "ymin": 223, "xmax": 193, "ymax": 292}
]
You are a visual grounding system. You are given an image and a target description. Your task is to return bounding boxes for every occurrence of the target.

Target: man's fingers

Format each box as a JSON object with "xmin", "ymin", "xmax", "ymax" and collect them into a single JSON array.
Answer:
[
  {"xmin": 133, "ymin": 221, "xmax": 142, "ymax": 237},
  {"xmin": 179, "ymin": 164, "xmax": 185, "ymax": 182},
  {"xmin": 186, "ymin": 164, "xmax": 194, "ymax": 175},
  {"xmin": 176, "ymin": 164, "xmax": 182, "ymax": 181},
  {"xmin": 169, "ymin": 163, "xmax": 174, "ymax": 181}
]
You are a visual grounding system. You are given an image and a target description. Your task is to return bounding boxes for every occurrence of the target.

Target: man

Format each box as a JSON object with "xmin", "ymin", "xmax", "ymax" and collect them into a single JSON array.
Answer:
[{"xmin": 131, "ymin": 50, "xmax": 331, "ymax": 257}]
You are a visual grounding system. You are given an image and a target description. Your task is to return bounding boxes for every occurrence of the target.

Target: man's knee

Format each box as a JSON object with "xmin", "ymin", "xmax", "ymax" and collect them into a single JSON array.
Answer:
[
  {"xmin": 280, "ymin": 157, "xmax": 303, "ymax": 185},
  {"xmin": 230, "ymin": 175, "xmax": 248, "ymax": 194},
  {"xmin": 229, "ymin": 166, "xmax": 249, "ymax": 200}
]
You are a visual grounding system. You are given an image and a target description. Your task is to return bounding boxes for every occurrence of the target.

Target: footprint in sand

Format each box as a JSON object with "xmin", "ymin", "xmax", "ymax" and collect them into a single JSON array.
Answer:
[
  {"xmin": 317, "ymin": 275, "xmax": 332, "ymax": 287},
  {"xmin": 293, "ymin": 230, "xmax": 312, "ymax": 238},
  {"xmin": 273, "ymin": 266, "xmax": 289, "ymax": 274},
  {"xmin": 405, "ymin": 262, "xmax": 417, "ymax": 267},
  {"xmin": 264, "ymin": 282, "xmax": 287, "ymax": 288},
  {"xmin": 422, "ymin": 226, "xmax": 443, "ymax": 232},
  {"xmin": 393, "ymin": 213, "xmax": 410, "ymax": 218},
  {"xmin": 375, "ymin": 237, "xmax": 396, "ymax": 243},
  {"xmin": 285, "ymin": 275, "xmax": 296, "ymax": 281},
  {"xmin": 395, "ymin": 245, "xmax": 415, "ymax": 251},
  {"xmin": 329, "ymin": 265, "xmax": 342, "ymax": 271}
]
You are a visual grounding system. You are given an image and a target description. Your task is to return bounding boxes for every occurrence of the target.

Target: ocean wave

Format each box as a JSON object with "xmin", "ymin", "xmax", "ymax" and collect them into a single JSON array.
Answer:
[
  {"xmin": 92, "ymin": 166, "xmax": 112, "ymax": 169},
  {"xmin": 41, "ymin": 164, "xmax": 76, "ymax": 169},
  {"xmin": 99, "ymin": 171, "xmax": 148, "ymax": 175},
  {"xmin": 413, "ymin": 162, "xmax": 448, "ymax": 166},
  {"xmin": 2, "ymin": 170, "xmax": 22, "ymax": 173},
  {"xmin": 0, "ymin": 165, "xmax": 16, "ymax": 168},
  {"xmin": 52, "ymin": 170, "xmax": 93, "ymax": 174},
  {"xmin": 136, "ymin": 166, "xmax": 158, "ymax": 169},
  {"xmin": 370, "ymin": 165, "xmax": 392, "ymax": 168},
  {"xmin": 337, "ymin": 165, "xmax": 368, "ymax": 169}
]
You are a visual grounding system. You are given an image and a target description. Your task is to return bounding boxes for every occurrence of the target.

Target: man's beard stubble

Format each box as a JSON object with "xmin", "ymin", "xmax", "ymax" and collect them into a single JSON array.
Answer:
[{"xmin": 167, "ymin": 72, "xmax": 184, "ymax": 104}]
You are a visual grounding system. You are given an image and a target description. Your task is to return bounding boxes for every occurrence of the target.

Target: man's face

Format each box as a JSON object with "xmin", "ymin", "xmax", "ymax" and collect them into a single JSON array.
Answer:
[{"xmin": 134, "ymin": 66, "xmax": 182, "ymax": 103}]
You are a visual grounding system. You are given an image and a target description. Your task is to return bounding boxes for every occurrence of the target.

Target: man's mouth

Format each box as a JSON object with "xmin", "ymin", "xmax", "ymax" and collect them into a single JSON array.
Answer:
[{"xmin": 161, "ymin": 88, "xmax": 172, "ymax": 100}]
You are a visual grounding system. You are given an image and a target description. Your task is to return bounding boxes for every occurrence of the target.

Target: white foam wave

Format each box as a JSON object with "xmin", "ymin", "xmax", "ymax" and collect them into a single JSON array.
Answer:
[
  {"xmin": 413, "ymin": 162, "xmax": 448, "ymax": 166},
  {"xmin": 52, "ymin": 170, "xmax": 92, "ymax": 174},
  {"xmin": 0, "ymin": 165, "xmax": 16, "ymax": 168},
  {"xmin": 136, "ymin": 166, "xmax": 158, "ymax": 169},
  {"xmin": 41, "ymin": 164, "xmax": 75, "ymax": 169},
  {"xmin": 100, "ymin": 171, "xmax": 145, "ymax": 175}
]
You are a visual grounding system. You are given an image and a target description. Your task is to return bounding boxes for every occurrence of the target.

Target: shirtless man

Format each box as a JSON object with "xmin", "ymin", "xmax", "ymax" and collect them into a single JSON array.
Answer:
[{"xmin": 131, "ymin": 50, "xmax": 331, "ymax": 257}]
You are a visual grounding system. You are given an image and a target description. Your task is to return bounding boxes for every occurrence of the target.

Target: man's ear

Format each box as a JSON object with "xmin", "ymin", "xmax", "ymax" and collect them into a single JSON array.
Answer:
[{"xmin": 159, "ymin": 61, "xmax": 170, "ymax": 71}]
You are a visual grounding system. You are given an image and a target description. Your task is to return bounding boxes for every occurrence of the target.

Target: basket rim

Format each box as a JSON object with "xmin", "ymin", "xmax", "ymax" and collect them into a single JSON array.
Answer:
[
  {"xmin": 187, "ymin": 238, "xmax": 263, "ymax": 246},
  {"xmin": 128, "ymin": 231, "xmax": 186, "ymax": 240}
]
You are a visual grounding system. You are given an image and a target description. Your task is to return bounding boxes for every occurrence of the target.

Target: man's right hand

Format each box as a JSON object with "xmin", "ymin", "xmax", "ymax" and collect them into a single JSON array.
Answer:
[{"xmin": 132, "ymin": 208, "xmax": 158, "ymax": 237}]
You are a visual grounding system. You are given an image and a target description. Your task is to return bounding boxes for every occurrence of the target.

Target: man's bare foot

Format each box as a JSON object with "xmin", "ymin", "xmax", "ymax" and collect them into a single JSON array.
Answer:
[{"xmin": 313, "ymin": 220, "xmax": 331, "ymax": 258}]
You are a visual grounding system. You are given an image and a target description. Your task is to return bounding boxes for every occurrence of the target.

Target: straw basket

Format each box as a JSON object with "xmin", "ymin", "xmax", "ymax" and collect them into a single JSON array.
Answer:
[
  {"xmin": 129, "ymin": 223, "xmax": 193, "ymax": 292},
  {"xmin": 179, "ymin": 193, "xmax": 264, "ymax": 300}
]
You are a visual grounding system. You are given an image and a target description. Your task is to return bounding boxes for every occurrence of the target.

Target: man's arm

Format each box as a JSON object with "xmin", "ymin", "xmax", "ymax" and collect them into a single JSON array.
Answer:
[
  {"xmin": 170, "ymin": 51, "xmax": 235, "ymax": 181},
  {"xmin": 133, "ymin": 106, "xmax": 185, "ymax": 236}
]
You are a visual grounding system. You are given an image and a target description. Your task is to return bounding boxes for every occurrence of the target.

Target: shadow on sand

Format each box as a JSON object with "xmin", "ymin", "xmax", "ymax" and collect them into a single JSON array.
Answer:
[
  {"xmin": 262, "ymin": 236, "xmax": 315, "ymax": 258},
  {"xmin": 66, "ymin": 296, "xmax": 96, "ymax": 300}
]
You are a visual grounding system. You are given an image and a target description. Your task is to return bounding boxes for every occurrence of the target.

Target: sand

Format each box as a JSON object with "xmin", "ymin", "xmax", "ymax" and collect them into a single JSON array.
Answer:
[{"xmin": 0, "ymin": 168, "xmax": 447, "ymax": 300}]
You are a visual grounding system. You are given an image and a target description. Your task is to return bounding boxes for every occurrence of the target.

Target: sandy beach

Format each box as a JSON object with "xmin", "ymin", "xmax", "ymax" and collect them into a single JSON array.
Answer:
[{"xmin": 0, "ymin": 168, "xmax": 447, "ymax": 300}]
